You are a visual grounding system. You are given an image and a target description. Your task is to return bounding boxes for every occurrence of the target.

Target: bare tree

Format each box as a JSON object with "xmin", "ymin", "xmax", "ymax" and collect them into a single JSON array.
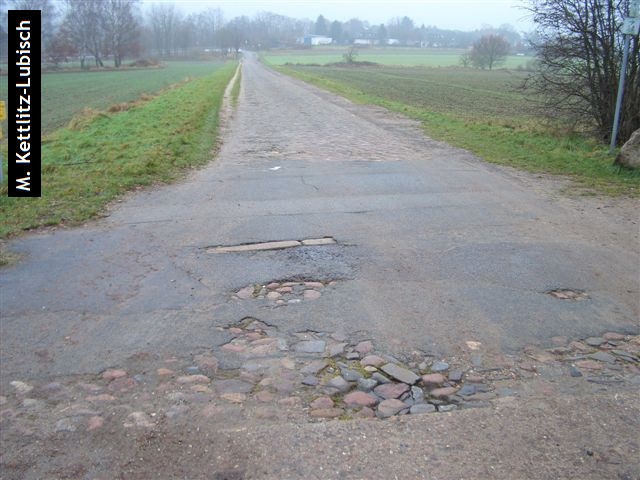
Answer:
[
  {"xmin": 13, "ymin": 0, "xmax": 57, "ymax": 60},
  {"xmin": 195, "ymin": 8, "xmax": 224, "ymax": 49},
  {"xmin": 62, "ymin": 0, "xmax": 107, "ymax": 68},
  {"xmin": 149, "ymin": 3, "xmax": 178, "ymax": 57},
  {"xmin": 102, "ymin": 0, "xmax": 140, "ymax": 67},
  {"xmin": 470, "ymin": 34, "xmax": 510, "ymax": 70},
  {"xmin": 525, "ymin": 0, "xmax": 639, "ymax": 143}
]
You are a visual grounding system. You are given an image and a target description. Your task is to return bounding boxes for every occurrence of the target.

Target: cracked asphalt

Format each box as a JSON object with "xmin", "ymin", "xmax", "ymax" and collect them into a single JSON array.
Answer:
[{"xmin": 1, "ymin": 54, "xmax": 639, "ymax": 478}]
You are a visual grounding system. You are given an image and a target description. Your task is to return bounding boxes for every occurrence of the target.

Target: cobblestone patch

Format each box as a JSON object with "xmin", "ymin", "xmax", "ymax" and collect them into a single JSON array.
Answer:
[
  {"xmin": 1, "ymin": 324, "xmax": 638, "ymax": 442},
  {"xmin": 232, "ymin": 280, "xmax": 337, "ymax": 306}
]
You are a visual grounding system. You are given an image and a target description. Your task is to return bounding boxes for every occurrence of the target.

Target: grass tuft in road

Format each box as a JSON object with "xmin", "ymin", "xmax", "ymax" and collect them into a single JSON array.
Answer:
[
  {"xmin": 275, "ymin": 64, "xmax": 639, "ymax": 197},
  {"xmin": 0, "ymin": 61, "xmax": 237, "ymax": 240}
]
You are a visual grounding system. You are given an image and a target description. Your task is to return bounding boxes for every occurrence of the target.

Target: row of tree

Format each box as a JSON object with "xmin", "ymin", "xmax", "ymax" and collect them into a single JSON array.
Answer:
[
  {"xmin": 0, "ymin": 1, "xmax": 528, "ymax": 66},
  {"xmin": 313, "ymin": 14, "xmax": 525, "ymax": 50}
]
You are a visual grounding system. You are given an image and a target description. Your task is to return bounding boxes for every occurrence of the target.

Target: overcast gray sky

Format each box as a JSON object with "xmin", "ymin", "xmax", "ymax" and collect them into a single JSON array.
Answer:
[{"xmin": 146, "ymin": 0, "xmax": 534, "ymax": 32}]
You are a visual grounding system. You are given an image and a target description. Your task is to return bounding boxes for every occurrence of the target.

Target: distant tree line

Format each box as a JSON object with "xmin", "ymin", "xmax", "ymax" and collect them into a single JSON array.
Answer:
[{"xmin": 0, "ymin": 1, "xmax": 529, "ymax": 67}]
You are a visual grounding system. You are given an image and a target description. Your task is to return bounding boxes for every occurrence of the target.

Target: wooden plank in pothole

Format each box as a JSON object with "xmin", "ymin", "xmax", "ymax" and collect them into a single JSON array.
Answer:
[
  {"xmin": 209, "ymin": 240, "xmax": 301, "ymax": 253},
  {"xmin": 301, "ymin": 238, "xmax": 337, "ymax": 246}
]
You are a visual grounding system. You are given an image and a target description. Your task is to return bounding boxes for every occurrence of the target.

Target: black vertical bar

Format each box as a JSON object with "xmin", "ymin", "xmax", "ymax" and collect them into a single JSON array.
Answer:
[{"xmin": 8, "ymin": 10, "xmax": 41, "ymax": 197}]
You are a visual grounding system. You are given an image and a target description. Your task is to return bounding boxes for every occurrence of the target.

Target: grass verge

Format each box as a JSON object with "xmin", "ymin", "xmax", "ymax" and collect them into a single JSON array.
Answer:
[
  {"xmin": 0, "ymin": 61, "xmax": 237, "ymax": 241},
  {"xmin": 275, "ymin": 64, "xmax": 639, "ymax": 197},
  {"xmin": 231, "ymin": 66, "xmax": 242, "ymax": 107}
]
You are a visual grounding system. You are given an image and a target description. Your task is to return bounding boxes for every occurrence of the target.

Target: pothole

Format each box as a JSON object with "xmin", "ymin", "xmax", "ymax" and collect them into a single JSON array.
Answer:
[
  {"xmin": 547, "ymin": 289, "xmax": 589, "ymax": 300},
  {"xmin": 232, "ymin": 279, "xmax": 337, "ymax": 306},
  {"xmin": 208, "ymin": 237, "xmax": 336, "ymax": 254}
]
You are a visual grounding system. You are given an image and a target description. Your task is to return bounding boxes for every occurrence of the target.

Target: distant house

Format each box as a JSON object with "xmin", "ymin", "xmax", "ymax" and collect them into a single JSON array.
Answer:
[
  {"xmin": 354, "ymin": 38, "xmax": 374, "ymax": 46},
  {"xmin": 302, "ymin": 35, "xmax": 333, "ymax": 46},
  {"xmin": 385, "ymin": 38, "xmax": 401, "ymax": 46}
]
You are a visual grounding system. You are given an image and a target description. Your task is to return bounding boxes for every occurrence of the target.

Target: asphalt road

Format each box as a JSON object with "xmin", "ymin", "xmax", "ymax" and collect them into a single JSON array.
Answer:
[
  {"xmin": 1, "ymin": 53, "xmax": 639, "ymax": 480},
  {"xmin": 2, "ymin": 54, "xmax": 637, "ymax": 379}
]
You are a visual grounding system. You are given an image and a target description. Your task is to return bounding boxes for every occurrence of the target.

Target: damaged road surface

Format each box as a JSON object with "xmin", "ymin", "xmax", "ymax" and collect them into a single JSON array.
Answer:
[{"xmin": 1, "ymin": 54, "xmax": 639, "ymax": 479}]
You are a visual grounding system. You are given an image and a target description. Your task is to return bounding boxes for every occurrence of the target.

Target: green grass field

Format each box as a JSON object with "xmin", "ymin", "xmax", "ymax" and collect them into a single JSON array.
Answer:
[
  {"xmin": 0, "ymin": 61, "xmax": 238, "ymax": 241},
  {"xmin": 37, "ymin": 62, "xmax": 226, "ymax": 134},
  {"xmin": 262, "ymin": 47, "xmax": 530, "ymax": 69},
  {"xmin": 273, "ymin": 62, "xmax": 639, "ymax": 196}
]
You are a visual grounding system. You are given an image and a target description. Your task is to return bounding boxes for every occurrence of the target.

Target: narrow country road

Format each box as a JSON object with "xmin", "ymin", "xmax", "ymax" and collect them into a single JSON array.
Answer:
[{"xmin": 1, "ymin": 54, "xmax": 638, "ymax": 479}]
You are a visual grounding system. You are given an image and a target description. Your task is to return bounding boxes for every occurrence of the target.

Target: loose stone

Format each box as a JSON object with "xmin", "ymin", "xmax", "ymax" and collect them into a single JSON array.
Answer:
[
  {"xmin": 603, "ymin": 332, "xmax": 626, "ymax": 341},
  {"xmin": 457, "ymin": 385, "xmax": 477, "ymax": 396},
  {"xmin": 585, "ymin": 337, "xmax": 605, "ymax": 347},
  {"xmin": 448, "ymin": 370, "xmax": 463, "ymax": 382},
  {"xmin": 278, "ymin": 396, "xmax": 300, "ymax": 407},
  {"xmin": 221, "ymin": 344, "xmax": 246, "ymax": 353},
  {"xmin": 411, "ymin": 386, "xmax": 425, "ymax": 403},
  {"xmin": 273, "ymin": 379, "xmax": 296, "ymax": 394},
  {"xmin": 357, "ymin": 378, "xmax": 378, "ymax": 392},
  {"xmin": 176, "ymin": 375, "xmax": 211, "ymax": 385},
  {"xmin": 191, "ymin": 385, "xmax": 212, "ymax": 393},
  {"xmin": 236, "ymin": 286, "xmax": 255, "ymax": 299},
  {"xmin": 214, "ymin": 379, "xmax": 253, "ymax": 393},
  {"xmin": 310, "ymin": 396, "xmax": 334, "ymax": 409},
  {"xmin": 430, "ymin": 387, "xmax": 459, "ymax": 398},
  {"xmin": 102, "ymin": 369, "xmax": 127, "ymax": 381},
  {"xmin": 360, "ymin": 355, "xmax": 386, "ymax": 367},
  {"xmin": 331, "ymin": 333, "xmax": 347, "ymax": 342},
  {"xmin": 575, "ymin": 360, "xmax": 603, "ymax": 371},
  {"xmin": 10, "ymin": 381, "xmax": 33, "ymax": 395},
  {"xmin": 421, "ymin": 373, "xmax": 446, "ymax": 386},
  {"xmin": 87, "ymin": 416, "xmax": 104, "ymax": 431},
  {"xmin": 344, "ymin": 391, "xmax": 379, "ymax": 408},
  {"xmin": 221, "ymin": 393, "xmax": 247, "ymax": 403},
  {"xmin": 431, "ymin": 361, "xmax": 449, "ymax": 373},
  {"xmin": 157, "ymin": 368, "xmax": 174, "ymax": 376},
  {"xmin": 377, "ymin": 399, "xmax": 408, "ymax": 418},
  {"xmin": 328, "ymin": 343, "xmax": 347, "ymax": 357},
  {"xmin": 346, "ymin": 352, "xmax": 360, "ymax": 360},
  {"xmin": 569, "ymin": 366, "xmax": 583, "ymax": 377},
  {"xmin": 355, "ymin": 341, "xmax": 374, "ymax": 355},
  {"xmin": 310, "ymin": 408, "xmax": 343, "ymax": 418},
  {"xmin": 125, "ymin": 412, "xmax": 154, "ymax": 428},
  {"xmin": 438, "ymin": 405, "xmax": 458, "ymax": 412},
  {"xmin": 356, "ymin": 407, "xmax": 376, "ymax": 418},
  {"xmin": 266, "ymin": 291, "xmax": 282, "ymax": 300},
  {"xmin": 372, "ymin": 372, "xmax": 391, "ymax": 384},
  {"xmin": 569, "ymin": 341, "xmax": 594, "ymax": 353},
  {"xmin": 410, "ymin": 403, "xmax": 436, "ymax": 415},
  {"xmin": 184, "ymin": 366, "xmax": 200, "ymax": 375},
  {"xmin": 305, "ymin": 282, "xmax": 325, "ymax": 289},
  {"xmin": 295, "ymin": 340, "xmax": 326, "ymax": 354},
  {"xmin": 256, "ymin": 390, "xmax": 274, "ymax": 402},
  {"xmin": 302, "ymin": 376, "xmax": 319, "ymax": 386},
  {"xmin": 303, "ymin": 290, "xmax": 322, "ymax": 301},
  {"xmin": 300, "ymin": 360, "xmax": 328, "ymax": 375},
  {"xmin": 266, "ymin": 282, "xmax": 280, "ymax": 290},
  {"xmin": 374, "ymin": 382, "xmax": 409, "ymax": 399},
  {"xmin": 328, "ymin": 376, "xmax": 351, "ymax": 393},
  {"xmin": 340, "ymin": 368, "xmax": 362, "ymax": 382},
  {"xmin": 381, "ymin": 363, "xmax": 420, "ymax": 385},
  {"xmin": 588, "ymin": 351, "xmax": 617, "ymax": 364}
]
